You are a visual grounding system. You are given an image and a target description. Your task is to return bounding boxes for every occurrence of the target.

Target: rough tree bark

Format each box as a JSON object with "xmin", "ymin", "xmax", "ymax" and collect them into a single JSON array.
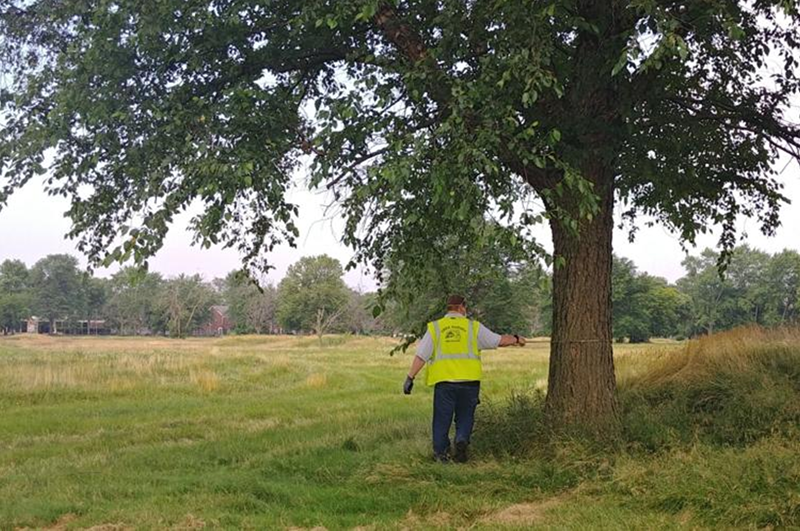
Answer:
[{"xmin": 544, "ymin": 161, "xmax": 618, "ymax": 430}]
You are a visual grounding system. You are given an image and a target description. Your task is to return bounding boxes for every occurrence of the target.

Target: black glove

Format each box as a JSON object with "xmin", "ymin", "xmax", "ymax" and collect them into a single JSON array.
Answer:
[{"xmin": 403, "ymin": 375, "xmax": 414, "ymax": 395}]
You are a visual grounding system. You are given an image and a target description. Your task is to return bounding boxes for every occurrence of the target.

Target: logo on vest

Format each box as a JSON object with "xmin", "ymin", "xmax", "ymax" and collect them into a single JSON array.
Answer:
[{"xmin": 443, "ymin": 328, "xmax": 462, "ymax": 343}]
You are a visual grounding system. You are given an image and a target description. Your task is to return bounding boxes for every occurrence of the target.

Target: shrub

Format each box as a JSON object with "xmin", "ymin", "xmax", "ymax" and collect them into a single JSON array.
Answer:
[{"xmin": 473, "ymin": 388, "xmax": 547, "ymax": 457}]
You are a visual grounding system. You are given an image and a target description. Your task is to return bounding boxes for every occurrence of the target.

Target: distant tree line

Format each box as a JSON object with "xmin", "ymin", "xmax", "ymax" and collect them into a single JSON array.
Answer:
[
  {"xmin": 1, "ymin": 246, "xmax": 798, "ymax": 341},
  {"xmin": 0, "ymin": 254, "xmax": 219, "ymax": 337},
  {"xmin": 611, "ymin": 245, "xmax": 800, "ymax": 341},
  {"xmin": 0, "ymin": 253, "xmax": 374, "ymax": 338}
]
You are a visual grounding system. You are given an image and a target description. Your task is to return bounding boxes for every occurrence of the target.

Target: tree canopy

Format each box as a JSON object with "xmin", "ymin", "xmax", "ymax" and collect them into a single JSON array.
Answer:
[
  {"xmin": 0, "ymin": 1, "xmax": 796, "ymax": 268},
  {"xmin": 28, "ymin": 254, "xmax": 85, "ymax": 330},
  {"xmin": 612, "ymin": 256, "xmax": 689, "ymax": 342},
  {"xmin": 218, "ymin": 270, "xmax": 279, "ymax": 334},
  {"xmin": 276, "ymin": 255, "xmax": 350, "ymax": 337}
]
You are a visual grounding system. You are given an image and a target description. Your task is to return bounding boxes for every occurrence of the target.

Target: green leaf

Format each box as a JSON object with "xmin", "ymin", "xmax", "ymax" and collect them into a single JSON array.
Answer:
[
  {"xmin": 355, "ymin": 3, "xmax": 377, "ymax": 22},
  {"xmin": 728, "ymin": 24, "xmax": 746, "ymax": 40}
]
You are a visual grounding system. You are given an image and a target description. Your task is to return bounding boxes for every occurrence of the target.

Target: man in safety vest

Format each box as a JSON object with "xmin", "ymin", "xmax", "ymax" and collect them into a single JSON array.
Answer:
[{"xmin": 403, "ymin": 294, "xmax": 526, "ymax": 463}]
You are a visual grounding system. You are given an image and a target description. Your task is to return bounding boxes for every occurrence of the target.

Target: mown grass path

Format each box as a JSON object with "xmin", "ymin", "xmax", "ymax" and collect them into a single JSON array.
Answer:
[{"xmin": 0, "ymin": 333, "xmax": 797, "ymax": 529}]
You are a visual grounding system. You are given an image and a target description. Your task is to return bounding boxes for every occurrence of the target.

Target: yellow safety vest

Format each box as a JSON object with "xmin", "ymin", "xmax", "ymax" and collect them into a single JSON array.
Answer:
[{"xmin": 426, "ymin": 316, "xmax": 482, "ymax": 386}]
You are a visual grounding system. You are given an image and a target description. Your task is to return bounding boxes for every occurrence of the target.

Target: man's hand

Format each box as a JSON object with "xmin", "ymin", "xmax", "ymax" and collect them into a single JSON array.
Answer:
[
  {"xmin": 499, "ymin": 334, "xmax": 527, "ymax": 347},
  {"xmin": 403, "ymin": 375, "xmax": 414, "ymax": 395}
]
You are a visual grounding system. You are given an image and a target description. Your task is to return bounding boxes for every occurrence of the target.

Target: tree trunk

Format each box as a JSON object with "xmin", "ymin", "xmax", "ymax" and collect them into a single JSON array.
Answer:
[
  {"xmin": 545, "ymin": 163, "xmax": 618, "ymax": 431},
  {"xmin": 316, "ymin": 308, "xmax": 325, "ymax": 347}
]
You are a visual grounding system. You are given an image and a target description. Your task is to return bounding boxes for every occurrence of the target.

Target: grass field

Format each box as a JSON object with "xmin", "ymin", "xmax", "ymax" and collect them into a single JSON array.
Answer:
[{"xmin": 1, "ymin": 331, "xmax": 798, "ymax": 530}]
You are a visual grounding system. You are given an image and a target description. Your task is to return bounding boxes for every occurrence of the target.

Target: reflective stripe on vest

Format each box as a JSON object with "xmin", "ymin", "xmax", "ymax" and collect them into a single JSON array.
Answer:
[{"xmin": 426, "ymin": 316, "xmax": 482, "ymax": 386}]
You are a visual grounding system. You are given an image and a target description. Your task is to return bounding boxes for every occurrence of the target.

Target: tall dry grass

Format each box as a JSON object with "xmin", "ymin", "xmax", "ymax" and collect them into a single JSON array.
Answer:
[
  {"xmin": 0, "ymin": 333, "xmax": 395, "ymax": 395},
  {"xmin": 0, "ymin": 335, "xmax": 228, "ymax": 394},
  {"xmin": 619, "ymin": 326, "xmax": 800, "ymax": 449},
  {"xmin": 1, "ymin": 352, "xmax": 204, "ymax": 393},
  {"xmin": 623, "ymin": 326, "xmax": 800, "ymax": 390}
]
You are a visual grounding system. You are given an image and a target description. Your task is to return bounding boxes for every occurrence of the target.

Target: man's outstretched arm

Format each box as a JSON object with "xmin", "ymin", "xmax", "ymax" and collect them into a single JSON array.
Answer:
[
  {"xmin": 478, "ymin": 323, "xmax": 526, "ymax": 350},
  {"xmin": 498, "ymin": 334, "xmax": 527, "ymax": 347}
]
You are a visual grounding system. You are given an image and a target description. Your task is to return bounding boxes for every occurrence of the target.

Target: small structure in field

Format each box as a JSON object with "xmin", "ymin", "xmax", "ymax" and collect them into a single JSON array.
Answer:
[{"xmin": 24, "ymin": 316, "xmax": 109, "ymax": 335}]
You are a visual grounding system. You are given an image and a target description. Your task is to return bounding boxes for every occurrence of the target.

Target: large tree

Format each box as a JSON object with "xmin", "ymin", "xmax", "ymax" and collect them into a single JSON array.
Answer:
[
  {"xmin": 612, "ymin": 255, "xmax": 689, "ymax": 342},
  {"xmin": 77, "ymin": 275, "xmax": 108, "ymax": 333},
  {"xmin": 28, "ymin": 254, "xmax": 83, "ymax": 332},
  {"xmin": 762, "ymin": 249, "xmax": 800, "ymax": 325},
  {"xmin": 219, "ymin": 269, "xmax": 279, "ymax": 334},
  {"xmin": 158, "ymin": 274, "xmax": 217, "ymax": 338},
  {"xmin": 277, "ymin": 255, "xmax": 350, "ymax": 341},
  {"xmin": 0, "ymin": 259, "xmax": 30, "ymax": 333},
  {"xmin": 1, "ymin": 1, "xmax": 799, "ymax": 428},
  {"xmin": 103, "ymin": 267, "xmax": 165, "ymax": 335}
]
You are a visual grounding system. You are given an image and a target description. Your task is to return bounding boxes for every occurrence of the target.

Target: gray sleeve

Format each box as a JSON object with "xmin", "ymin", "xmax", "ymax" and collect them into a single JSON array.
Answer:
[
  {"xmin": 415, "ymin": 330, "xmax": 434, "ymax": 361},
  {"xmin": 477, "ymin": 322, "xmax": 502, "ymax": 350}
]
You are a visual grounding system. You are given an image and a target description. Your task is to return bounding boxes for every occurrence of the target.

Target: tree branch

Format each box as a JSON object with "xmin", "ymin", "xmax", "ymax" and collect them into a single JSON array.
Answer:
[
  {"xmin": 373, "ymin": 5, "xmax": 427, "ymax": 63},
  {"xmin": 666, "ymin": 96, "xmax": 800, "ymax": 159},
  {"xmin": 372, "ymin": 2, "xmax": 561, "ymax": 195}
]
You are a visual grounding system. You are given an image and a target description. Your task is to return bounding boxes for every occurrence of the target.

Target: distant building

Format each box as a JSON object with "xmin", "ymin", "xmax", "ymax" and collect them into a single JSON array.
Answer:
[{"xmin": 195, "ymin": 305, "xmax": 233, "ymax": 336}]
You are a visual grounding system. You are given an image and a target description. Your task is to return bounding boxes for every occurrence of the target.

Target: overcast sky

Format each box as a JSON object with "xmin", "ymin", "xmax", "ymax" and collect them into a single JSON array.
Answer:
[{"xmin": 1, "ymin": 156, "xmax": 798, "ymax": 290}]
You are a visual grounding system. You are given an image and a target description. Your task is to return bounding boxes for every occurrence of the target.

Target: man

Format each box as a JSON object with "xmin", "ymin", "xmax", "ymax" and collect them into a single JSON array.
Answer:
[{"xmin": 403, "ymin": 295, "xmax": 526, "ymax": 463}]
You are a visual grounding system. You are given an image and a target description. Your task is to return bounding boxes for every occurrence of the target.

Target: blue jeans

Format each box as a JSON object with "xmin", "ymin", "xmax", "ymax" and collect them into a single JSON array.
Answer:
[{"xmin": 432, "ymin": 381, "xmax": 480, "ymax": 456}]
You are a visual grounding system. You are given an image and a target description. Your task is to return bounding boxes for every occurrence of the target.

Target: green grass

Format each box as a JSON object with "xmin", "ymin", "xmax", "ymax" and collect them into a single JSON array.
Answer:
[{"xmin": 0, "ymin": 331, "xmax": 798, "ymax": 529}]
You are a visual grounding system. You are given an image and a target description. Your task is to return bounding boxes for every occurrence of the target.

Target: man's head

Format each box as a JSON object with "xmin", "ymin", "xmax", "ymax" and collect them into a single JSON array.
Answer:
[{"xmin": 446, "ymin": 294, "xmax": 467, "ymax": 315}]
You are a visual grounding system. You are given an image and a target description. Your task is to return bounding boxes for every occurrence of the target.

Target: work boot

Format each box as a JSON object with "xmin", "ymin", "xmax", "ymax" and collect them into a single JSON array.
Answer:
[
  {"xmin": 433, "ymin": 453, "xmax": 450, "ymax": 464},
  {"xmin": 453, "ymin": 441, "xmax": 469, "ymax": 463}
]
